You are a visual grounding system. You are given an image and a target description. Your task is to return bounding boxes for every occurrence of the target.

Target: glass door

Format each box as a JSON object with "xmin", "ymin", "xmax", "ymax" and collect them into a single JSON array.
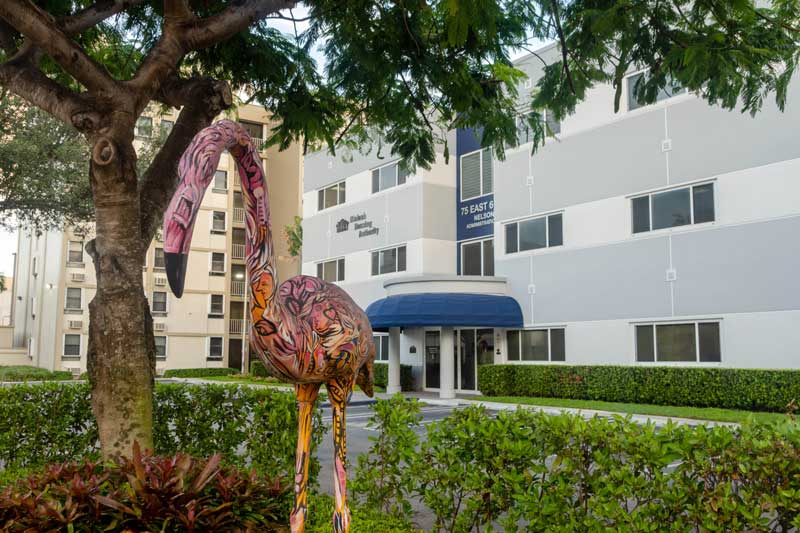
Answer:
[
  {"xmin": 456, "ymin": 328, "xmax": 494, "ymax": 392},
  {"xmin": 424, "ymin": 331, "xmax": 440, "ymax": 389}
]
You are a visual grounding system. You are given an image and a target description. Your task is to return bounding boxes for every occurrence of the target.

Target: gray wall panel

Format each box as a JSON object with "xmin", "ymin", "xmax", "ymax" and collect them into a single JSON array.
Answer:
[
  {"xmin": 495, "ymin": 255, "xmax": 533, "ymax": 324},
  {"xmin": 304, "ymin": 144, "xmax": 397, "ymax": 193},
  {"xmin": 302, "ymin": 183, "xmax": 455, "ymax": 262},
  {"xmin": 337, "ymin": 279, "xmax": 387, "ymax": 311},
  {"xmin": 668, "ymin": 82, "xmax": 800, "ymax": 185},
  {"xmin": 494, "ymin": 149, "xmax": 532, "ymax": 222},
  {"xmin": 529, "ymin": 110, "xmax": 666, "ymax": 214},
  {"xmin": 531, "ymin": 237, "xmax": 672, "ymax": 323},
  {"xmin": 672, "ymin": 217, "xmax": 800, "ymax": 315}
]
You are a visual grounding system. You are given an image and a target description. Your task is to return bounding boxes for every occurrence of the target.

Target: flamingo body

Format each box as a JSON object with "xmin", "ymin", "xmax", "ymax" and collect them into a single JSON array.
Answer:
[{"xmin": 163, "ymin": 120, "xmax": 374, "ymax": 532}]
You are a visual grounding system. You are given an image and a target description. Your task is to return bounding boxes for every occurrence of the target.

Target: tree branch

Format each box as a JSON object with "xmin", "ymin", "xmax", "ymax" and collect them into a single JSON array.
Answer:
[
  {"xmin": 138, "ymin": 77, "xmax": 233, "ymax": 243},
  {"xmin": 0, "ymin": 56, "xmax": 100, "ymax": 130},
  {"xmin": 61, "ymin": 0, "xmax": 149, "ymax": 35},
  {"xmin": 550, "ymin": 0, "xmax": 575, "ymax": 94},
  {"xmin": 128, "ymin": 0, "xmax": 296, "ymax": 106},
  {"xmin": 0, "ymin": 0, "xmax": 118, "ymax": 93}
]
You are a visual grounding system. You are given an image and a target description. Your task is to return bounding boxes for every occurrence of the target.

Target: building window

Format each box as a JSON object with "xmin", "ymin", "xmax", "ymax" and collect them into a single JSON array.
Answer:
[
  {"xmin": 461, "ymin": 238, "xmax": 494, "ymax": 276},
  {"xmin": 135, "ymin": 116, "xmax": 153, "ymax": 138},
  {"xmin": 67, "ymin": 241, "xmax": 83, "ymax": 264},
  {"xmin": 317, "ymin": 181, "xmax": 346, "ymax": 211},
  {"xmin": 627, "ymin": 71, "xmax": 686, "ymax": 111},
  {"xmin": 505, "ymin": 213, "xmax": 563, "ymax": 254},
  {"xmin": 632, "ymin": 182, "xmax": 715, "ymax": 234},
  {"xmin": 160, "ymin": 119, "xmax": 174, "ymax": 132},
  {"xmin": 210, "ymin": 252, "xmax": 226, "ymax": 274},
  {"xmin": 373, "ymin": 334, "xmax": 390, "ymax": 361},
  {"xmin": 460, "ymin": 147, "xmax": 493, "ymax": 201},
  {"xmin": 208, "ymin": 336, "xmax": 224, "ymax": 360},
  {"xmin": 212, "ymin": 211, "xmax": 226, "ymax": 233},
  {"xmin": 154, "ymin": 247, "xmax": 165, "ymax": 269},
  {"xmin": 507, "ymin": 328, "xmax": 566, "ymax": 362},
  {"xmin": 209, "ymin": 294, "xmax": 224, "ymax": 316},
  {"xmin": 371, "ymin": 245, "xmax": 406, "ymax": 276},
  {"xmin": 316, "ymin": 258, "xmax": 345, "ymax": 282},
  {"xmin": 155, "ymin": 336, "xmax": 167, "ymax": 360},
  {"xmin": 214, "ymin": 170, "xmax": 227, "ymax": 191},
  {"xmin": 516, "ymin": 111, "xmax": 560, "ymax": 146},
  {"xmin": 238, "ymin": 120, "xmax": 262, "ymax": 140},
  {"xmin": 635, "ymin": 321, "xmax": 721, "ymax": 363},
  {"xmin": 152, "ymin": 291, "xmax": 167, "ymax": 314},
  {"xmin": 63, "ymin": 334, "xmax": 81, "ymax": 358},
  {"xmin": 65, "ymin": 287, "xmax": 82, "ymax": 310},
  {"xmin": 371, "ymin": 161, "xmax": 409, "ymax": 193}
]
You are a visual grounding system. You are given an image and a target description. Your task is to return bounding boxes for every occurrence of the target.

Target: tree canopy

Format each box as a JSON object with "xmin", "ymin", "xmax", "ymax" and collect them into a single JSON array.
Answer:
[{"xmin": 1, "ymin": 1, "xmax": 797, "ymax": 174}]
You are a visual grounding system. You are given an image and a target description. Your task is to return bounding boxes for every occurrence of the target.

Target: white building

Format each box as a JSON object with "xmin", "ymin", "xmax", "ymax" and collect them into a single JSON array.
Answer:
[{"xmin": 302, "ymin": 44, "xmax": 800, "ymax": 398}]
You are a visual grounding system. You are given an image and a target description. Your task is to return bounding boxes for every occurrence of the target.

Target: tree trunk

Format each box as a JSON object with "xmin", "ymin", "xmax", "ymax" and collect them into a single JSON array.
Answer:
[{"xmin": 86, "ymin": 127, "xmax": 155, "ymax": 460}]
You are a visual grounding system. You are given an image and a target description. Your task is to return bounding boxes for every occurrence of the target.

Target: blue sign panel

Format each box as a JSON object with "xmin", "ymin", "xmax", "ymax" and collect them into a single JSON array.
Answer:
[{"xmin": 458, "ymin": 195, "xmax": 494, "ymax": 241}]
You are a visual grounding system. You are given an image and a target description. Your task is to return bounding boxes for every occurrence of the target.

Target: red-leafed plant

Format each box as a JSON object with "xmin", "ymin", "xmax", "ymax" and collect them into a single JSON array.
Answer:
[{"xmin": 0, "ymin": 443, "xmax": 289, "ymax": 532}]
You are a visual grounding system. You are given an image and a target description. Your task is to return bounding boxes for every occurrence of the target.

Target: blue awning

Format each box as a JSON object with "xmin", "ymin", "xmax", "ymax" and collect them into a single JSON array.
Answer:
[{"xmin": 366, "ymin": 293, "xmax": 524, "ymax": 331}]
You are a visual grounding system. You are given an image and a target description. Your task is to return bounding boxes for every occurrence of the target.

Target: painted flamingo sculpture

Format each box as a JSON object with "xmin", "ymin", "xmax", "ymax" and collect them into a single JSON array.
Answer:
[{"xmin": 162, "ymin": 120, "xmax": 375, "ymax": 533}]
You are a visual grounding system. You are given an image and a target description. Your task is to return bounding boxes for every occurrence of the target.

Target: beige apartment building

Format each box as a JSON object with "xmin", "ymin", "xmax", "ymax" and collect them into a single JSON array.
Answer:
[{"xmin": 8, "ymin": 104, "xmax": 303, "ymax": 375}]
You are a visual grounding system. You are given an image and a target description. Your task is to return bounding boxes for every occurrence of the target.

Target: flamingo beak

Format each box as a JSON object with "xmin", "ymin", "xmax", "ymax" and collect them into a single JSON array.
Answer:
[{"xmin": 165, "ymin": 252, "xmax": 188, "ymax": 298}]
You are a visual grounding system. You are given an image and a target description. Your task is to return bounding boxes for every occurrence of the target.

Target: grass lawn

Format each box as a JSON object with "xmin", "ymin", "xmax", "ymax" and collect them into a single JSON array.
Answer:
[{"xmin": 481, "ymin": 396, "xmax": 792, "ymax": 425}]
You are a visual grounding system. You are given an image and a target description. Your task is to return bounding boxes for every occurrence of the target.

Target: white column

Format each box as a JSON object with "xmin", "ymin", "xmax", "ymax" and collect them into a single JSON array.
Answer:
[
  {"xmin": 439, "ymin": 326, "xmax": 455, "ymax": 399},
  {"xmin": 386, "ymin": 327, "xmax": 402, "ymax": 395}
]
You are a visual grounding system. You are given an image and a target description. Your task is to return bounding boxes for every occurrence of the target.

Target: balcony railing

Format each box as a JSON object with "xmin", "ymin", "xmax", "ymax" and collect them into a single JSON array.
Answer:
[
  {"xmin": 231, "ymin": 280, "xmax": 245, "ymax": 296},
  {"xmin": 232, "ymin": 244, "xmax": 245, "ymax": 260},
  {"xmin": 229, "ymin": 319, "xmax": 244, "ymax": 335},
  {"xmin": 233, "ymin": 208, "xmax": 245, "ymax": 224},
  {"xmin": 252, "ymin": 137, "xmax": 267, "ymax": 151}
]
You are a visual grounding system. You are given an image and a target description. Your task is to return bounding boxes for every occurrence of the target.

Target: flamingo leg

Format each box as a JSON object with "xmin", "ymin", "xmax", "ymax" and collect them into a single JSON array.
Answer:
[
  {"xmin": 290, "ymin": 382, "xmax": 321, "ymax": 533},
  {"xmin": 327, "ymin": 376, "xmax": 354, "ymax": 533}
]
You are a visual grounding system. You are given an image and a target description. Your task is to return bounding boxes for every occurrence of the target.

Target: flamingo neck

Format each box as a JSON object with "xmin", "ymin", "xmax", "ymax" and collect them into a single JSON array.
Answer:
[{"xmin": 232, "ymin": 143, "xmax": 281, "ymax": 321}]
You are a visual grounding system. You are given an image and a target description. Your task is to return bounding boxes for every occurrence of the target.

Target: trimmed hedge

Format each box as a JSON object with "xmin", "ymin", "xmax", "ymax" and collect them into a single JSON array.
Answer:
[
  {"xmin": 250, "ymin": 359, "xmax": 274, "ymax": 378},
  {"xmin": 0, "ymin": 383, "xmax": 326, "ymax": 486},
  {"xmin": 0, "ymin": 365, "xmax": 73, "ymax": 382},
  {"xmin": 374, "ymin": 362, "xmax": 415, "ymax": 391},
  {"xmin": 162, "ymin": 367, "xmax": 239, "ymax": 378},
  {"xmin": 478, "ymin": 364, "xmax": 800, "ymax": 412}
]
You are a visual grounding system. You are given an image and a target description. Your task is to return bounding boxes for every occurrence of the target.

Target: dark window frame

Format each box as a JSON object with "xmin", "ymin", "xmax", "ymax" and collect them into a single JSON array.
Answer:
[
  {"xmin": 631, "ymin": 182, "xmax": 716, "ymax": 234},
  {"xmin": 506, "ymin": 327, "xmax": 566, "ymax": 362},
  {"xmin": 504, "ymin": 213, "xmax": 564, "ymax": 254},
  {"xmin": 460, "ymin": 238, "xmax": 494, "ymax": 276},
  {"xmin": 370, "ymin": 245, "xmax": 407, "ymax": 276},
  {"xmin": 635, "ymin": 321, "xmax": 722, "ymax": 363}
]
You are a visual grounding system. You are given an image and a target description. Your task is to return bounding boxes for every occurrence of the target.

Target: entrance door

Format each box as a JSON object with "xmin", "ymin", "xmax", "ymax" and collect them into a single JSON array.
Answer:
[
  {"xmin": 228, "ymin": 338, "xmax": 242, "ymax": 372},
  {"xmin": 424, "ymin": 331, "xmax": 440, "ymax": 389},
  {"xmin": 455, "ymin": 328, "xmax": 494, "ymax": 392}
]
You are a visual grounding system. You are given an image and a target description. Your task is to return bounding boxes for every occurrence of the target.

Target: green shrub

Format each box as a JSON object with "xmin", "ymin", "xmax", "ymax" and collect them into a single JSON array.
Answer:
[
  {"xmin": 250, "ymin": 358, "xmax": 274, "ymax": 377},
  {"xmin": 356, "ymin": 398, "xmax": 800, "ymax": 532},
  {"xmin": 352, "ymin": 395, "xmax": 422, "ymax": 518},
  {"xmin": 163, "ymin": 367, "xmax": 239, "ymax": 378},
  {"xmin": 306, "ymin": 493, "xmax": 417, "ymax": 533},
  {"xmin": 478, "ymin": 364, "xmax": 800, "ymax": 412},
  {"xmin": 0, "ymin": 383, "xmax": 326, "ymax": 491},
  {"xmin": 0, "ymin": 446, "xmax": 288, "ymax": 531},
  {"xmin": 0, "ymin": 365, "xmax": 73, "ymax": 382},
  {"xmin": 373, "ymin": 362, "xmax": 415, "ymax": 390}
]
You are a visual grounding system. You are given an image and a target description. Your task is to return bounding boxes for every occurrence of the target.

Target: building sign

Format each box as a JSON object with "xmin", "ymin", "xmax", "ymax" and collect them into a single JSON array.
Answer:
[
  {"xmin": 457, "ymin": 195, "xmax": 494, "ymax": 241},
  {"xmin": 336, "ymin": 213, "xmax": 380, "ymax": 238}
]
